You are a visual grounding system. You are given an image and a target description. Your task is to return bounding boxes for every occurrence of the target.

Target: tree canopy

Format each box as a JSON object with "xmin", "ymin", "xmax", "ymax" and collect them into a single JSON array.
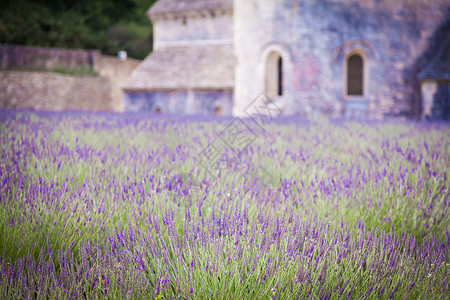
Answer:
[{"xmin": 0, "ymin": 0, "xmax": 158, "ymax": 59}]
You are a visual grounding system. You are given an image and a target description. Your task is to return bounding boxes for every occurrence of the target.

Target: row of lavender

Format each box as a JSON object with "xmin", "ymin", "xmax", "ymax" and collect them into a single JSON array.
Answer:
[{"xmin": 0, "ymin": 110, "xmax": 449, "ymax": 299}]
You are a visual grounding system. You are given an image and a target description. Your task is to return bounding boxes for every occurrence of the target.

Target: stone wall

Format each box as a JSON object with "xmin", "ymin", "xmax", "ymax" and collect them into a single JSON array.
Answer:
[
  {"xmin": 152, "ymin": 9, "xmax": 233, "ymax": 49},
  {"xmin": 0, "ymin": 45, "xmax": 100, "ymax": 70},
  {"xmin": 0, "ymin": 46, "xmax": 140, "ymax": 112},
  {"xmin": 233, "ymin": 0, "xmax": 450, "ymax": 119},
  {"xmin": 124, "ymin": 90, "xmax": 233, "ymax": 115},
  {"xmin": 95, "ymin": 55, "xmax": 141, "ymax": 112},
  {"xmin": 0, "ymin": 71, "xmax": 111, "ymax": 111},
  {"xmin": 421, "ymin": 80, "xmax": 450, "ymax": 120}
]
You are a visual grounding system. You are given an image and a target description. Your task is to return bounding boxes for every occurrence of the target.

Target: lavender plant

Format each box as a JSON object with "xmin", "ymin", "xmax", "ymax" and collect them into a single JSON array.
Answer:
[{"xmin": 0, "ymin": 110, "xmax": 448, "ymax": 299}]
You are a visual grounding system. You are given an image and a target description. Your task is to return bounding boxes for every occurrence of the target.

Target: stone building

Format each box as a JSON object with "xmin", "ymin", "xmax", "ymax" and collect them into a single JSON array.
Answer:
[
  {"xmin": 123, "ymin": 0, "xmax": 234, "ymax": 116},
  {"xmin": 123, "ymin": 0, "xmax": 450, "ymax": 119}
]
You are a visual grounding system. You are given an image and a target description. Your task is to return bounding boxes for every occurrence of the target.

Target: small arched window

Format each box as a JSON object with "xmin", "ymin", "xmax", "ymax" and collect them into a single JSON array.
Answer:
[
  {"xmin": 346, "ymin": 54, "xmax": 364, "ymax": 96},
  {"xmin": 266, "ymin": 52, "xmax": 283, "ymax": 98},
  {"xmin": 278, "ymin": 56, "xmax": 283, "ymax": 96}
]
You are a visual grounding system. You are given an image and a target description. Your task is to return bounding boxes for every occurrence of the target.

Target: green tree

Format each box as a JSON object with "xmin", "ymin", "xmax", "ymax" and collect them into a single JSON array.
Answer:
[{"xmin": 0, "ymin": 0, "xmax": 157, "ymax": 59}]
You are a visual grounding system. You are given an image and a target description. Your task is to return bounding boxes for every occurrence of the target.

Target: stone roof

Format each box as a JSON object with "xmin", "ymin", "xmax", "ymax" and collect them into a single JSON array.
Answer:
[
  {"xmin": 418, "ymin": 37, "xmax": 450, "ymax": 81},
  {"xmin": 123, "ymin": 44, "xmax": 234, "ymax": 91},
  {"xmin": 148, "ymin": 0, "xmax": 233, "ymax": 16}
]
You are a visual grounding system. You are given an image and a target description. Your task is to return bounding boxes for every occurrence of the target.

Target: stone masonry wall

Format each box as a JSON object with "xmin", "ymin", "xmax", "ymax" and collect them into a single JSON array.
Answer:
[
  {"xmin": 124, "ymin": 90, "xmax": 233, "ymax": 115},
  {"xmin": 0, "ymin": 45, "xmax": 100, "ymax": 70},
  {"xmin": 95, "ymin": 55, "xmax": 141, "ymax": 112},
  {"xmin": 0, "ymin": 46, "xmax": 140, "ymax": 112},
  {"xmin": 234, "ymin": 0, "xmax": 450, "ymax": 119},
  {"xmin": 152, "ymin": 11, "xmax": 233, "ymax": 49},
  {"xmin": 0, "ymin": 71, "xmax": 111, "ymax": 111}
]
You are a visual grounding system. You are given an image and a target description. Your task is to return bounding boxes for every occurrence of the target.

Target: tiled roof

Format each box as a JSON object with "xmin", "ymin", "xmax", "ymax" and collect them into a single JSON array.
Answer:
[
  {"xmin": 148, "ymin": 0, "xmax": 232, "ymax": 16},
  {"xmin": 418, "ymin": 36, "xmax": 450, "ymax": 81},
  {"xmin": 123, "ymin": 44, "xmax": 234, "ymax": 91}
]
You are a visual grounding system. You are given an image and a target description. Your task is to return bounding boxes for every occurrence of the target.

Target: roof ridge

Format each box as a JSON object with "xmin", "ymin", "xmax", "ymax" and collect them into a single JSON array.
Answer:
[{"xmin": 148, "ymin": 0, "xmax": 233, "ymax": 16}]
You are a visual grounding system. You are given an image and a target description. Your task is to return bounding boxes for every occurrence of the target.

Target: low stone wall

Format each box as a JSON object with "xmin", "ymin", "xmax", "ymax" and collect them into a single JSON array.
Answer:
[
  {"xmin": 0, "ymin": 45, "xmax": 140, "ymax": 112},
  {"xmin": 0, "ymin": 45, "xmax": 100, "ymax": 70},
  {"xmin": 0, "ymin": 71, "xmax": 111, "ymax": 111}
]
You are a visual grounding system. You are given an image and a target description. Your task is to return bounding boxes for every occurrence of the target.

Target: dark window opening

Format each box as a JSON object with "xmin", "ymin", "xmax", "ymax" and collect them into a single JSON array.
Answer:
[
  {"xmin": 266, "ymin": 52, "xmax": 284, "ymax": 98},
  {"xmin": 278, "ymin": 56, "xmax": 283, "ymax": 96},
  {"xmin": 347, "ymin": 54, "xmax": 363, "ymax": 96},
  {"xmin": 213, "ymin": 106, "xmax": 223, "ymax": 116}
]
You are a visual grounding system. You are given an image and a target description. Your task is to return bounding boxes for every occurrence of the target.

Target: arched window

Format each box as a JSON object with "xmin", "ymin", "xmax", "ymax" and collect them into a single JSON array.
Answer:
[
  {"xmin": 266, "ymin": 52, "xmax": 283, "ymax": 98},
  {"xmin": 278, "ymin": 56, "xmax": 283, "ymax": 96},
  {"xmin": 346, "ymin": 54, "xmax": 364, "ymax": 96}
]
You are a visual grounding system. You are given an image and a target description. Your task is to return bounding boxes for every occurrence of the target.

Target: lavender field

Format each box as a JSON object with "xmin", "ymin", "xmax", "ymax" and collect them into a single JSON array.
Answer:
[{"xmin": 0, "ymin": 110, "xmax": 449, "ymax": 299}]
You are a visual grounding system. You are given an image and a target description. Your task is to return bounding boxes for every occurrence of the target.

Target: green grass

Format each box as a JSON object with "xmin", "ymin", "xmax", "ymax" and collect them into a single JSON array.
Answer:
[{"xmin": 0, "ymin": 66, "xmax": 98, "ymax": 76}]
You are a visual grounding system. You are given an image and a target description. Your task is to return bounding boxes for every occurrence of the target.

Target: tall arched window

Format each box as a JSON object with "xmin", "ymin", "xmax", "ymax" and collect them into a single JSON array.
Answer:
[
  {"xmin": 346, "ymin": 54, "xmax": 364, "ymax": 96},
  {"xmin": 266, "ymin": 52, "xmax": 283, "ymax": 98},
  {"xmin": 278, "ymin": 56, "xmax": 283, "ymax": 96}
]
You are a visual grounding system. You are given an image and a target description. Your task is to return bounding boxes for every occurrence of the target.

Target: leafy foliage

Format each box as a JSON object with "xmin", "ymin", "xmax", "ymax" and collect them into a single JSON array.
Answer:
[{"xmin": 0, "ymin": 0, "xmax": 157, "ymax": 59}]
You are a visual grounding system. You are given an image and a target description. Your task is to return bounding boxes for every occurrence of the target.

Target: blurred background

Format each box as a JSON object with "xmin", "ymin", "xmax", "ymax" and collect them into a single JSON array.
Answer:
[{"xmin": 0, "ymin": 0, "xmax": 157, "ymax": 59}]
